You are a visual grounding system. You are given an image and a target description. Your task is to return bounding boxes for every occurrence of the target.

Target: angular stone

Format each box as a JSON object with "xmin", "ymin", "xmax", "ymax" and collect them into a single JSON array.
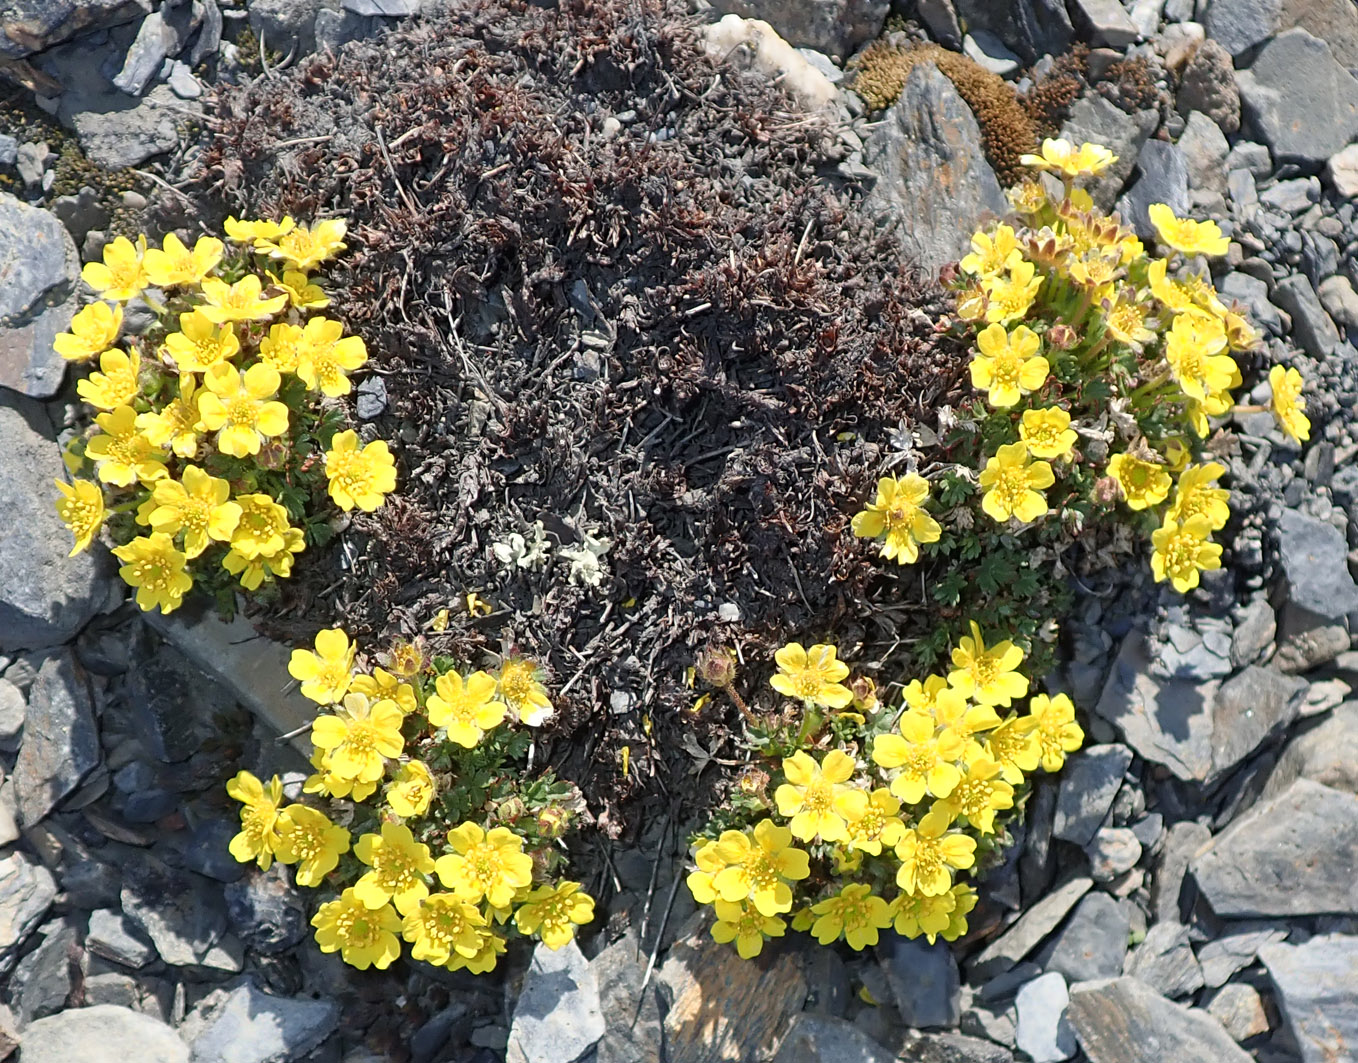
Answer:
[
  {"xmin": 1237, "ymin": 30, "xmax": 1358, "ymax": 166},
  {"xmin": 1277, "ymin": 509, "xmax": 1358, "ymax": 620},
  {"xmin": 18, "ymin": 1005, "xmax": 188, "ymax": 1063},
  {"xmin": 0, "ymin": 0, "xmax": 148, "ymax": 58},
  {"xmin": 1120, "ymin": 140, "xmax": 1189, "ymax": 241},
  {"xmin": 13, "ymin": 652, "xmax": 100, "ymax": 827},
  {"xmin": 1178, "ymin": 112, "xmax": 1230, "ymax": 197},
  {"xmin": 1054, "ymin": 745, "xmax": 1132, "ymax": 847},
  {"xmin": 71, "ymin": 85, "xmax": 196, "ymax": 170},
  {"xmin": 0, "ymin": 676, "xmax": 24, "ymax": 753},
  {"xmin": 1265, "ymin": 701, "xmax": 1358, "ymax": 799},
  {"xmin": 1198, "ymin": 922, "xmax": 1289, "ymax": 988},
  {"xmin": 1068, "ymin": 0, "xmax": 1139, "ymax": 46},
  {"xmin": 1041, "ymin": 893, "xmax": 1129, "ymax": 984},
  {"xmin": 1259, "ymin": 934, "xmax": 1358, "ymax": 1062},
  {"xmin": 1177, "ymin": 38, "xmax": 1240, "ymax": 134},
  {"xmin": 1192, "ymin": 779, "xmax": 1358, "ymax": 917},
  {"xmin": 591, "ymin": 931, "xmax": 662, "ymax": 1063},
  {"xmin": 0, "ymin": 191, "xmax": 79, "ymax": 400},
  {"xmin": 707, "ymin": 0, "xmax": 887, "ymax": 59},
  {"xmin": 1015, "ymin": 972, "xmax": 1076, "ymax": 1063},
  {"xmin": 10, "ymin": 918, "xmax": 75, "ymax": 1022},
  {"xmin": 125, "ymin": 644, "xmax": 236, "ymax": 763},
  {"xmin": 1067, "ymin": 977, "xmax": 1251, "ymax": 1063},
  {"xmin": 1208, "ymin": 666, "xmax": 1307, "ymax": 782},
  {"xmin": 87, "ymin": 907, "xmax": 156, "ymax": 968},
  {"xmin": 1326, "ymin": 142, "xmax": 1358, "ymax": 198},
  {"xmin": 121, "ymin": 856, "xmax": 229, "ymax": 967},
  {"xmin": 1205, "ymin": 0, "xmax": 1358, "ymax": 66},
  {"xmin": 898, "ymin": 1030, "xmax": 1014, "ymax": 1063},
  {"xmin": 1060, "ymin": 95, "xmax": 1159, "ymax": 209},
  {"xmin": 1273, "ymin": 274, "xmax": 1340, "ymax": 360},
  {"xmin": 1086, "ymin": 827, "xmax": 1142, "ymax": 883},
  {"xmin": 700, "ymin": 16, "xmax": 838, "ymax": 112},
  {"xmin": 772, "ymin": 1013, "xmax": 895, "ymax": 1063},
  {"xmin": 1273, "ymin": 605, "xmax": 1348, "ymax": 673},
  {"xmin": 864, "ymin": 62, "xmax": 1007, "ymax": 277},
  {"xmin": 508, "ymin": 940, "xmax": 605, "ymax": 1063},
  {"xmin": 1123, "ymin": 923, "xmax": 1203, "ymax": 999},
  {"xmin": 181, "ymin": 979, "xmax": 340, "ymax": 1063},
  {"xmin": 1319, "ymin": 274, "xmax": 1358, "ymax": 332},
  {"xmin": 112, "ymin": 11, "xmax": 180, "ymax": 96},
  {"xmin": 970, "ymin": 878, "xmax": 1093, "ymax": 980},
  {"xmin": 0, "ymin": 852, "xmax": 56, "ymax": 971},
  {"xmin": 1205, "ymin": 983, "xmax": 1270, "ymax": 1042},
  {"xmin": 878, "ymin": 933, "xmax": 960, "ymax": 1028},
  {"xmin": 954, "ymin": 0, "xmax": 1073, "ymax": 65}
]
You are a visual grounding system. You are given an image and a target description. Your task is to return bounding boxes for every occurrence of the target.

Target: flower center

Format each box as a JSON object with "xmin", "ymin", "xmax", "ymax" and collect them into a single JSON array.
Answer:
[
  {"xmin": 793, "ymin": 671, "xmax": 824, "ymax": 699},
  {"xmin": 228, "ymin": 397, "xmax": 260, "ymax": 427},
  {"xmin": 801, "ymin": 779, "xmax": 832, "ymax": 815},
  {"xmin": 128, "ymin": 556, "xmax": 172, "ymax": 589}
]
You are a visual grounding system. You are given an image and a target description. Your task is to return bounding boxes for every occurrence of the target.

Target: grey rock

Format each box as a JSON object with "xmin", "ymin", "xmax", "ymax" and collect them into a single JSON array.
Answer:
[
  {"xmin": 0, "ymin": 134, "xmax": 16, "ymax": 166},
  {"xmin": 864, "ymin": 62, "xmax": 1007, "ymax": 277},
  {"xmin": 1177, "ymin": 38, "xmax": 1240, "ymax": 133},
  {"xmin": 60, "ymin": 856, "xmax": 124, "ymax": 910},
  {"xmin": 707, "ymin": 0, "xmax": 888, "ymax": 59},
  {"xmin": 0, "ymin": 676, "xmax": 24, "ymax": 752},
  {"xmin": 1228, "ymin": 139, "xmax": 1272, "ymax": 176},
  {"xmin": 112, "ymin": 11, "xmax": 181, "ymax": 96},
  {"xmin": 15, "ymin": 140, "xmax": 51, "ymax": 187},
  {"xmin": 1325, "ymin": 142, "xmax": 1358, "ymax": 198},
  {"xmin": 1041, "ymin": 893, "xmax": 1129, "ymax": 984},
  {"xmin": 1123, "ymin": 922, "xmax": 1203, "ymax": 998},
  {"xmin": 898, "ymin": 1030, "xmax": 1014, "ymax": 1062},
  {"xmin": 19, "ymin": 1005, "xmax": 188, "ymax": 1063},
  {"xmin": 0, "ymin": 0, "xmax": 149, "ymax": 59},
  {"xmin": 953, "ymin": 0, "xmax": 1073, "ymax": 65},
  {"xmin": 1259, "ymin": 934, "xmax": 1358, "ymax": 1062},
  {"xmin": 248, "ymin": 0, "xmax": 323, "ymax": 54},
  {"xmin": 970, "ymin": 878, "xmax": 1093, "ymax": 980},
  {"xmin": 180, "ymin": 817, "xmax": 247, "ymax": 884},
  {"xmin": 10, "ymin": 918, "xmax": 75, "ymax": 1021},
  {"xmin": 126, "ymin": 645, "xmax": 235, "ymax": 763},
  {"xmin": 51, "ymin": 187, "xmax": 111, "ymax": 248},
  {"xmin": 879, "ymin": 932, "xmax": 960, "ymax": 1028},
  {"xmin": 1273, "ymin": 274, "xmax": 1340, "ymax": 359},
  {"xmin": 71, "ymin": 84, "xmax": 193, "ymax": 169},
  {"xmin": 772, "ymin": 1014, "xmax": 895, "ymax": 1063},
  {"xmin": 507, "ymin": 940, "xmax": 605, "ymax": 1063},
  {"xmin": 1278, "ymin": 508, "xmax": 1358, "ymax": 619},
  {"xmin": 1237, "ymin": 30, "xmax": 1358, "ymax": 166},
  {"xmin": 1221, "ymin": 271, "xmax": 1285, "ymax": 336},
  {"xmin": 1054, "ymin": 745, "xmax": 1133, "ymax": 847},
  {"xmin": 1198, "ymin": 923, "xmax": 1288, "ymax": 987},
  {"xmin": 1205, "ymin": 0, "xmax": 1358, "ymax": 66},
  {"xmin": 1128, "ymin": 0, "xmax": 1161, "ymax": 37},
  {"xmin": 0, "ymin": 191, "xmax": 80, "ymax": 399},
  {"xmin": 1130, "ymin": 813, "xmax": 1163, "ymax": 852},
  {"xmin": 311, "ymin": 6, "xmax": 379, "ymax": 49},
  {"xmin": 1260, "ymin": 176, "xmax": 1320, "ymax": 214},
  {"xmin": 1273, "ymin": 604, "xmax": 1348, "ymax": 673},
  {"xmin": 1069, "ymin": 0, "xmax": 1140, "ymax": 46},
  {"xmin": 1231, "ymin": 597, "xmax": 1276, "ymax": 667},
  {"xmin": 87, "ymin": 907, "xmax": 156, "ymax": 968},
  {"xmin": 963, "ymin": 31, "xmax": 1020, "ymax": 77},
  {"xmin": 1203, "ymin": 0, "xmax": 1280, "ymax": 56},
  {"xmin": 1319, "ymin": 275, "xmax": 1358, "ymax": 332},
  {"xmin": 1265, "ymin": 701, "xmax": 1358, "ymax": 799},
  {"xmin": 1205, "ymin": 983, "xmax": 1270, "ymax": 1042},
  {"xmin": 1191, "ymin": 779, "xmax": 1358, "ymax": 917},
  {"xmin": 1015, "ymin": 972, "xmax": 1076, "ymax": 1063},
  {"xmin": 1059, "ymin": 95, "xmax": 1160, "ymax": 210},
  {"xmin": 591, "ymin": 930, "xmax": 662, "ymax": 1063},
  {"xmin": 222, "ymin": 866, "xmax": 307, "ymax": 955},
  {"xmin": 166, "ymin": 60, "xmax": 201, "ymax": 100},
  {"xmin": 0, "ymin": 851, "xmax": 56, "ymax": 971},
  {"xmin": 1067, "ymin": 977, "xmax": 1252, "ymax": 1063},
  {"xmin": 341, "ymin": 0, "xmax": 417, "ymax": 12},
  {"xmin": 1120, "ymin": 140, "xmax": 1190, "ymax": 241},
  {"xmin": 917, "ymin": 0, "xmax": 962, "ymax": 49},
  {"xmin": 12, "ymin": 652, "xmax": 100, "ymax": 826},
  {"xmin": 1151, "ymin": 620, "xmax": 1232, "ymax": 681},
  {"xmin": 356, "ymin": 374, "xmax": 387, "ymax": 420},
  {"xmin": 1208, "ymin": 665, "xmax": 1307, "ymax": 782},
  {"xmin": 1177, "ymin": 112, "xmax": 1230, "ymax": 197},
  {"xmin": 1086, "ymin": 827, "xmax": 1142, "ymax": 882},
  {"xmin": 1227, "ymin": 168, "xmax": 1257, "ymax": 208},
  {"xmin": 121, "ymin": 857, "xmax": 229, "ymax": 967},
  {"xmin": 181, "ymin": 979, "xmax": 339, "ymax": 1063}
]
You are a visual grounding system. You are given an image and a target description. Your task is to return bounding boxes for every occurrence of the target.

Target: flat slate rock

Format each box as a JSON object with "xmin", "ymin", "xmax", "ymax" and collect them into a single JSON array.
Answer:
[
  {"xmin": 1208, "ymin": 666, "xmax": 1307, "ymax": 782},
  {"xmin": 1191, "ymin": 779, "xmax": 1358, "ymax": 917},
  {"xmin": 0, "ymin": 848, "xmax": 57, "ymax": 972},
  {"xmin": 12, "ymin": 651, "xmax": 99, "ymax": 827},
  {"xmin": 1259, "ymin": 934, "xmax": 1358, "ymax": 1063},
  {"xmin": 970, "ymin": 878, "xmax": 1093, "ymax": 981},
  {"xmin": 18, "ymin": 1004, "xmax": 188, "ymax": 1063},
  {"xmin": 590, "ymin": 930, "xmax": 662, "ymax": 1063},
  {"xmin": 1053, "ymin": 745, "xmax": 1132, "ymax": 847},
  {"xmin": 878, "ymin": 932, "xmax": 960, "ymax": 1028},
  {"xmin": 1237, "ymin": 29, "xmax": 1358, "ymax": 165},
  {"xmin": 121, "ymin": 856, "xmax": 229, "ymax": 967},
  {"xmin": 507, "ymin": 940, "xmax": 604, "ymax": 1063},
  {"xmin": 1040, "ymin": 892, "xmax": 1129, "ymax": 984},
  {"xmin": 772, "ymin": 1013, "xmax": 895, "ymax": 1063},
  {"xmin": 1067, "ymin": 977, "xmax": 1252, "ymax": 1063},
  {"xmin": 1276, "ymin": 509, "xmax": 1358, "ymax": 621},
  {"xmin": 1265, "ymin": 701, "xmax": 1358, "ymax": 799},
  {"xmin": 1197, "ymin": 922, "xmax": 1288, "ymax": 989},
  {"xmin": 181, "ymin": 979, "xmax": 340, "ymax": 1063},
  {"xmin": 1122, "ymin": 922, "xmax": 1203, "ymax": 999},
  {"xmin": 898, "ymin": 1029, "xmax": 1015, "ymax": 1062},
  {"xmin": 1015, "ymin": 972, "xmax": 1076, "ymax": 1063},
  {"xmin": 0, "ymin": 0, "xmax": 149, "ymax": 57}
]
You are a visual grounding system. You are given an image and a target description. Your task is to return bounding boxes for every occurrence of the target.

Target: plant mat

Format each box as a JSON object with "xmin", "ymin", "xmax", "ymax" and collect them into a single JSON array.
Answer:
[{"xmin": 192, "ymin": 0, "xmax": 976, "ymax": 842}]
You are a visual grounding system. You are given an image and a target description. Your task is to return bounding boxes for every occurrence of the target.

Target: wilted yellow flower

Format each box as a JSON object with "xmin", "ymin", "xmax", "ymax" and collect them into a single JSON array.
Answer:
[
  {"xmin": 197, "ymin": 274, "xmax": 288, "ymax": 324},
  {"xmin": 274, "ymin": 804, "xmax": 351, "ymax": 887},
  {"xmin": 1148, "ymin": 203, "xmax": 1229, "ymax": 257},
  {"xmin": 434, "ymin": 823, "xmax": 534, "ymax": 908},
  {"xmin": 353, "ymin": 822, "xmax": 436, "ymax": 914},
  {"xmin": 54, "ymin": 478, "xmax": 104, "ymax": 556},
  {"xmin": 295, "ymin": 316, "xmax": 368, "ymax": 396},
  {"xmin": 1168, "ymin": 462, "xmax": 1230, "ymax": 530},
  {"xmin": 402, "ymin": 893, "xmax": 487, "ymax": 966},
  {"xmin": 872, "ymin": 710, "xmax": 964, "ymax": 803},
  {"xmin": 711, "ymin": 820, "xmax": 810, "ymax": 916},
  {"xmin": 774, "ymin": 750, "xmax": 864, "ymax": 843},
  {"xmin": 289, "ymin": 628, "xmax": 356, "ymax": 704},
  {"xmin": 226, "ymin": 770, "xmax": 284, "ymax": 870},
  {"xmin": 960, "ymin": 224, "xmax": 1022, "ymax": 277},
  {"xmin": 970, "ymin": 323, "xmax": 1048, "ymax": 408},
  {"xmin": 163, "ymin": 310, "xmax": 240, "ymax": 373},
  {"xmin": 711, "ymin": 899, "xmax": 785, "ymax": 959},
  {"xmin": 142, "ymin": 233, "xmax": 224, "ymax": 287},
  {"xmin": 514, "ymin": 882, "xmax": 596, "ymax": 949},
  {"xmin": 978, "ymin": 442, "xmax": 1054, "ymax": 523},
  {"xmin": 851, "ymin": 474, "xmax": 942, "ymax": 565},
  {"xmin": 54, "ymin": 301, "xmax": 122, "ymax": 362},
  {"xmin": 147, "ymin": 466, "xmax": 240, "ymax": 558},
  {"xmin": 1026, "ymin": 693, "xmax": 1084, "ymax": 772},
  {"xmin": 259, "ymin": 321, "xmax": 303, "ymax": 374},
  {"xmin": 1020, "ymin": 138, "xmax": 1117, "ymax": 178},
  {"xmin": 77, "ymin": 347, "xmax": 141, "ymax": 411},
  {"xmin": 948, "ymin": 621, "xmax": 1029, "ymax": 707},
  {"xmin": 197, "ymin": 362, "xmax": 290, "ymax": 458},
  {"xmin": 935, "ymin": 755, "xmax": 1014, "ymax": 834},
  {"xmin": 324, "ymin": 430, "xmax": 396, "ymax": 512},
  {"xmin": 426, "ymin": 670, "xmax": 507, "ymax": 748},
  {"xmin": 1107, "ymin": 451, "xmax": 1172, "ymax": 511},
  {"xmin": 228, "ymin": 493, "xmax": 292, "ymax": 560},
  {"xmin": 112, "ymin": 532, "xmax": 193, "ymax": 613},
  {"xmin": 983, "ymin": 259, "xmax": 1043, "ymax": 324},
  {"xmin": 496, "ymin": 658, "xmax": 553, "ymax": 726},
  {"xmin": 1151, "ymin": 515, "xmax": 1222, "ymax": 594},
  {"xmin": 224, "ymin": 215, "xmax": 296, "ymax": 242},
  {"xmin": 895, "ymin": 808, "xmax": 976, "ymax": 896},
  {"xmin": 256, "ymin": 218, "xmax": 348, "ymax": 271},
  {"xmin": 271, "ymin": 270, "xmax": 330, "ymax": 309},
  {"xmin": 1269, "ymin": 365, "xmax": 1310, "ymax": 443},
  {"xmin": 310, "ymin": 692, "xmax": 405, "ymax": 783},
  {"xmin": 1018, "ymin": 407, "xmax": 1077, "ymax": 461},
  {"xmin": 387, "ymin": 760, "xmax": 437, "ymax": 818},
  {"xmin": 769, "ymin": 642, "xmax": 853, "ymax": 709},
  {"xmin": 136, "ymin": 375, "xmax": 203, "ymax": 458},
  {"xmin": 81, "ymin": 235, "xmax": 146, "ymax": 302},
  {"xmin": 843, "ymin": 788, "xmax": 907, "ymax": 855},
  {"xmin": 312, "ymin": 889, "xmax": 403, "ymax": 970}
]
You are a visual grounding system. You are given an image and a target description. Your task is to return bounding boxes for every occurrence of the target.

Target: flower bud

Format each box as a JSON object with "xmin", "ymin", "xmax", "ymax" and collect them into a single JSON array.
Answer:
[
  {"xmin": 695, "ymin": 646, "xmax": 737, "ymax": 688},
  {"xmin": 1046, "ymin": 323, "xmax": 1078, "ymax": 350}
]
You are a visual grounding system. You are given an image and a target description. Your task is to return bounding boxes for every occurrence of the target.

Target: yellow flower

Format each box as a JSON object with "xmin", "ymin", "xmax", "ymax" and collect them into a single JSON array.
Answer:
[
  {"xmin": 55, "ymin": 301, "xmax": 122, "ymax": 362},
  {"xmin": 711, "ymin": 899, "xmax": 785, "ymax": 959},
  {"xmin": 310, "ymin": 692, "xmax": 406, "ymax": 782},
  {"xmin": 228, "ymin": 493, "xmax": 293, "ymax": 560},
  {"xmin": 1147, "ymin": 257, "xmax": 1193, "ymax": 314},
  {"xmin": 941, "ymin": 883, "xmax": 978, "ymax": 941},
  {"xmin": 270, "ymin": 269, "xmax": 330, "ymax": 309},
  {"xmin": 402, "ymin": 893, "xmax": 487, "ymax": 966},
  {"xmin": 948, "ymin": 621, "xmax": 1029, "ymax": 707},
  {"xmin": 773, "ymin": 750, "xmax": 865, "ymax": 843},
  {"xmin": 1148, "ymin": 203, "xmax": 1230, "ymax": 257},
  {"xmin": 711, "ymin": 819, "xmax": 811, "ymax": 915},
  {"xmin": 197, "ymin": 362, "xmax": 290, "ymax": 458},
  {"xmin": 978, "ymin": 442, "xmax": 1054, "ymax": 523},
  {"xmin": 929, "ymin": 691, "xmax": 1002, "ymax": 747},
  {"xmin": 894, "ymin": 808, "xmax": 976, "ymax": 896},
  {"xmin": 495, "ymin": 658, "xmax": 554, "ymax": 726},
  {"xmin": 769, "ymin": 642, "xmax": 853, "ymax": 709},
  {"xmin": 226, "ymin": 770, "xmax": 283, "ymax": 870},
  {"xmin": 350, "ymin": 668, "xmax": 418, "ymax": 714},
  {"xmin": 1018, "ymin": 407, "xmax": 1077, "ymax": 461},
  {"xmin": 983, "ymin": 259, "xmax": 1042, "ymax": 324},
  {"xmin": 295, "ymin": 316, "xmax": 368, "ymax": 396},
  {"xmin": 256, "ymin": 217, "xmax": 347, "ymax": 271},
  {"xmin": 1107, "ymin": 451, "xmax": 1172, "ymax": 511},
  {"xmin": 324, "ymin": 430, "xmax": 397, "ymax": 511},
  {"xmin": 77, "ymin": 347, "xmax": 141, "ymax": 411},
  {"xmin": 136, "ymin": 374, "xmax": 203, "ymax": 458},
  {"xmin": 843, "ymin": 788, "xmax": 907, "ymax": 855},
  {"xmin": 354, "ymin": 822, "xmax": 437, "ymax": 914},
  {"xmin": 446, "ymin": 930, "xmax": 507, "ymax": 974},
  {"xmin": 223, "ymin": 528, "xmax": 305, "ymax": 590},
  {"xmin": 1165, "ymin": 312, "xmax": 1237, "ymax": 402},
  {"xmin": 983, "ymin": 715, "xmax": 1041, "ymax": 784},
  {"xmin": 1025, "ymin": 693, "xmax": 1084, "ymax": 772},
  {"xmin": 426, "ymin": 670, "xmax": 507, "ymax": 748},
  {"xmin": 960, "ymin": 224, "xmax": 1022, "ymax": 277},
  {"xmin": 434, "ymin": 823, "xmax": 534, "ymax": 908},
  {"xmin": 197, "ymin": 274, "xmax": 288, "ymax": 324},
  {"xmin": 872, "ymin": 710, "xmax": 964, "ymax": 803},
  {"xmin": 387, "ymin": 760, "xmax": 437, "ymax": 818},
  {"xmin": 1168, "ymin": 462, "xmax": 1229, "ymax": 530},
  {"xmin": 1103, "ymin": 292, "xmax": 1156, "ymax": 349},
  {"xmin": 163, "ymin": 310, "xmax": 241, "ymax": 373},
  {"xmin": 142, "ymin": 233, "xmax": 224, "ymax": 287},
  {"xmin": 514, "ymin": 881, "xmax": 596, "ymax": 949},
  {"xmin": 112, "ymin": 532, "xmax": 193, "ymax": 613},
  {"xmin": 935, "ymin": 755, "xmax": 1014, "ymax": 834},
  {"xmin": 1007, "ymin": 179, "xmax": 1049, "ymax": 216},
  {"xmin": 311, "ymin": 888, "xmax": 403, "ymax": 970},
  {"xmin": 81, "ymin": 235, "xmax": 146, "ymax": 302},
  {"xmin": 811, "ymin": 883, "xmax": 892, "ymax": 951},
  {"xmin": 53, "ymin": 478, "xmax": 104, "ymax": 555},
  {"xmin": 1151, "ymin": 515, "xmax": 1223, "ymax": 594},
  {"xmin": 289, "ymin": 628, "xmax": 356, "ymax": 704},
  {"xmin": 1269, "ymin": 365, "xmax": 1310, "ymax": 443},
  {"xmin": 146, "ymin": 466, "xmax": 241, "ymax": 558},
  {"xmin": 1020, "ymin": 138, "xmax": 1117, "ymax": 178},
  {"xmin": 224, "ymin": 215, "xmax": 296, "ymax": 242},
  {"xmin": 304, "ymin": 748, "xmax": 377, "ymax": 802},
  {"xmin": 686, "ymin": 840, "xmax": 726, "ymax": 905},
  {"xmin": 259, "ymin": 322, "xmax": 303, "ymax": 374},
  {"xmin": 892, "ymin": 888, "xmax": 956, "ymax": 943},
  {"xmin": 274, "ymin": 804, "xmax": 351, "ymax": 887},
  {"xmin": 1186, "ymin": 388, "xmax": 1235, "ymax": 439},
  {"xmin": 902, "ymin": 674, "xmax": 952, "ymax": 714},
  {"xmin": 851, "ymin": 474, "xmax": 942, "ymax": 565}
]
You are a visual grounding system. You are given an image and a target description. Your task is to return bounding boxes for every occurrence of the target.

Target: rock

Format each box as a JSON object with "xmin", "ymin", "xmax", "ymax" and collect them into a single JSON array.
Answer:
[
  {"xmin": 1152, "ymin": 620, "xmax": 1233, "ymax": 681},
  {"xmin": 963, "ymin": 31, "xmax": 1020, "ymax": 77},
  {"xmin": 1205, "ymin": 0, "xmax": 1358, "ymax": 66},
  {"xmin": 1272, "ymin": 275, "xmax": 1340, "ymax": 360},
  {"xmin": 1198, "ymin": 923, "xmax": 1288, "ymax": 988},
  {"xmin": 1177, "ymin": 112, "xmax": 1230, "ymax": 197},
  {"xmin": 0, "ymin": 0, "xmax": 149, "ymax": 59},
  {"xmin": 1202, "ymin": 0, "xmax": 1280, "ymax": 56},
  {"xmin": 954, "ymin": 0, "xmax": 1073, "ymax": 65},
  {"xmin": 121, "ymin": 856, "xmax": 229, "ymax": 967},
  {"xmin": 917, "ymin": 0, "xmax": 962, "ymax": 49},
  {"xmin": 0, "ymin": 134, "xmax": 14, "ymax": 165},
  {"xmin": 1067, "ymin": 977, "xmax": 1252, "ymax": 1063},
  {"xmin": 1192, "ymin": 779, "xmax": 1358, "ymax": 917},
  {"xmin": 1260, "ymin": 176, "xmax": 1320, "ymax": 214},
  {"xmin": 1086, "ymin": 828, "xmax": 1142, "ymax": 882},
  {"xmin": 0, "ymin": 191, "xmax": 80, "ymax": 399},
  {"xmin": 1177, "ymin": 39, "xmax": 1240, "ymax": 134},
  {"xmin": 180, "ymin": 979, "xmax": 339, "ymax": 1063},
  {"xmin": 1319, "ymin": 275, "xmax": 1358, "ymax": 332},
  {"xmin": 772, "ymin": 1014, "xmax": 895, "ymax": 1063},
  {"xmin": 1205, "ymin": 983, "xmax": 1270, "ymax": 1042},
  {"xmin": 1237, "ymin": 30, "xmax": 1358, "ymax": 166},
  {"xmin": 1208, "ymin": 666, "xmax": 1307, "ymax": 782},
  {"xmin": 124, "ymin": 644, "xmax": 234, "ymax": 763},
  {"xmin": 10, "ymin": 918, "xmax": 75, "ymax": 1021},
  {"xmin": 18, "ymin": 1005, "xmax": 188, "ymax": 1063},
  {"xmin": 898, "ymin": 1031, "xmax": 1013, "ymax": 1063},
  {"xmin": 707, "ymin": 0, "xmax": 886, "ymax": 60},
  {"xmin": 1123, "ymin": 923, "xmax": 1203, "ymax": 999},
  {"xmin": 312, "ymin": 7, "xmax": 380, "ymax": 50},
  {"xmin": 879, "ymin": 932, "xmax": 960, "ymax": 1028},
  {"xmin": 1068, "ymin": 0, "xmax": 1139, "ymax": 46},
  {"xmin": 12, "ymin": 652, "xmax": 100, "ymax": 827},
  {"xmin": 1231, "ymin": 598, "xmax": 1276, "ymax": 667},
  {"xmin": 970, "ymin": 878, "xmax": 1093, "ymax": 981},
  {"xmin": 1221, "ymin": 271, "xmax": 1284, "ymax": 336},
  {"xmin": 341, "ymin": 0, "xmax": 418, "ymax": 13},
  {"xmin": 356, "ymin": 375, "xmax": 387, "ymax": 420},
  {"xmin": 0, "ymin": 677, "xmax": 24, "ymax": 752},
  {"xmin": 179, "ymin": 817, "xmax": 247, "ymax": 884},
  {"xmin": 1095, "ymin": 634, "xmax": 1215, "ymax": 783},
  {"xmin": 112, "ymin": 10, "xmax": 185, "ymax": 96},
  {"xmin": 700, "ymin": 16, "xmax": 838, "ymax": 111},
  {"xmin": 864, "ymin": 61, "xmax": 1007, "ymax": 278},
  {"xmin": 1040, "ymin": 893, "xmax": 1129, "ymax": 984},
  {"xmin": 1273, "ymin": 605, "xmax": 1349, "ymax": 673},
  {"xmin": 1325, "ymin": 142, "xmax": 1358, "ymax": 198},
  {"xmin": 1265, "ymin": 702, "xmax": 1358, "ymax": 799},
  {"xmin": 1119, "ymin": 140, "xmax": 1190, "ymax": 241},
  {"xmin": 1015, "ymin": 972, "xmax": 1076, "ymax": 1063},
  {"xmin": 1277, "ymin": 509, "xmax": 1358, "ymax": 620},
  {"xmin": 508, "ymin": 940, "xmax": 605, "ymax": 1063},
  {"xmin": 590, "ymin": 931, "xmax": 662, "ymax": 1063},
  {"xmin": 70, "ymin": 85, "xmax": 195, "ymax": 170},
  {"xmin": 1259, "ymin": 934, "xmax": 1358, "ymax": 1062},
  {"xmin": 1053, "ymin": 745, "xmax": 1133, "ymax": 847},
  {"xmin": 60, "ymin": 855, "xmax": 123, "ymax": 910},
  {"xmin": 87, "ymin": 907, "xmax": 157, "ymax": 968},
  {"xmin": 248, "ymin": 0, "xmax": 323, "ymax": 54},
  {"xmin": 1059, "ymin": 95, "xmax": 1159, "ymax": 210}
]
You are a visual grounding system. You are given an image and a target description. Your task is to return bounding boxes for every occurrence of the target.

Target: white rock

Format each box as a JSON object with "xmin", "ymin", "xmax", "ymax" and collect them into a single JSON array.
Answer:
[{"xmin": 701, "ymin": 16, "xmax": 839, "ymax": 111}]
